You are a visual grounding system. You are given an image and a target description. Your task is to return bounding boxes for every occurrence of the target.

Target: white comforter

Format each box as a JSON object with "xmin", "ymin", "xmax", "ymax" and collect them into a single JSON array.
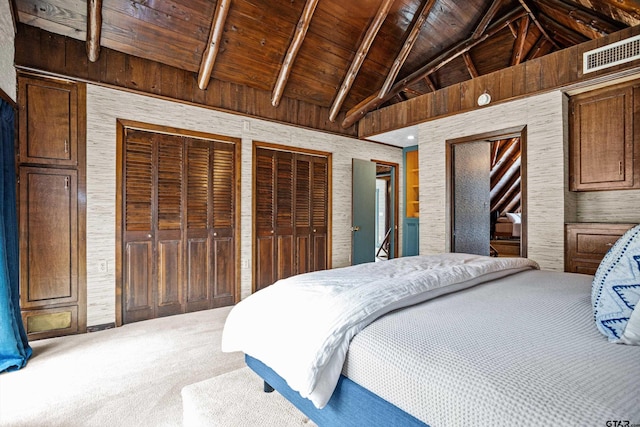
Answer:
[{"xmin": 221, "ymin": 253, "xmax": 539, "ymax": 408}]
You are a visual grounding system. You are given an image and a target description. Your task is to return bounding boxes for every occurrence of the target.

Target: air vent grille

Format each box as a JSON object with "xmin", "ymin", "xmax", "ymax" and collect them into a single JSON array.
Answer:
[{"xmin": 583, "ymin": 35, "xmax": 640, "ymax": 74}]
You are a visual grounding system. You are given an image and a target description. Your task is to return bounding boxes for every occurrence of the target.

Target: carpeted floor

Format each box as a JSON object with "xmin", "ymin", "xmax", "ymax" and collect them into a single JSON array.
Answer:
[
  {"xmin": 0, "ymin": 307, "xmax": 306, "ymax": 426},
  {"xmin": 182, "ymin": 367, "xmax": 315, "ymax": 427}
]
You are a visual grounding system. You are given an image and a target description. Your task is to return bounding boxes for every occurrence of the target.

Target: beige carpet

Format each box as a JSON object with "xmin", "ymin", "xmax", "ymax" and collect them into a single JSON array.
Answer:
[
  {"xmin": 182, "ymin": 367, "xmax": 315, "ymax": 426},
  {"xmin": 0, "ymin": 307, "xmax": 250, "ymax": 426}
]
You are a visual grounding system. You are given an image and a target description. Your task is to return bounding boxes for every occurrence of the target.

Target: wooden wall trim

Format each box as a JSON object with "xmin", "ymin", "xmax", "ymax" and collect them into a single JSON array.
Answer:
[
  {"xmin": 14, "ymin": 23, "xmax": 358, "ymax": 138},
  {"xmin": 359, "ymin": 25, "xmax": 640, "ymax": 138}
]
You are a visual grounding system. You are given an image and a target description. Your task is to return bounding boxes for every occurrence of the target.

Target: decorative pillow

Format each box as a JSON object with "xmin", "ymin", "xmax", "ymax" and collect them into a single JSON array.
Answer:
[{"xmin": 592, "ymin": 224, "xmax": 640, "ymax": 345}]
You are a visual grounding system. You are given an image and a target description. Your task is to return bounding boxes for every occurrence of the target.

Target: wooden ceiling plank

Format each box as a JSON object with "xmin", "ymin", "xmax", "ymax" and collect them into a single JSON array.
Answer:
[
  {"xmin": 328, "ymin": 0, "xmax": 395, "ymax": 122},
  {"xmin": 517, "ymin": 0, "xmax": 561, "ymax": 49},
  {"xmin": 581, "ymin": 0, "xmax": 639, "ymax": 26},
  {"xmin": 536, "ymin": 0, "xmax": 620, "ymax": 39},
  {"xmin": 472, "ymin": 0, "xmax": 505, "ymax": 39},
  {"xmin": 272, "ymin": 0, "xmax": 319, "ymax": 108},
  {"xmin": 342, "ymin": 6, "xmax": 527, "ymax": 128},
  {"xmin": 197, "ymin": 0, "xmax": 232, "ymax": 90},
  {"xmin": 378, "ymin": 0, "xmax": 437, "ymax": 99},
  {"xmin": 511, "ymin": 16, "xmax": 530, "ymax": 66},
  {"xmin": 463, "ymin": 52, "xmax": 479, "ymax": 78},
  {"xmin": 86, "ymin": 0, "xmax": 102, "ymax": 62}
]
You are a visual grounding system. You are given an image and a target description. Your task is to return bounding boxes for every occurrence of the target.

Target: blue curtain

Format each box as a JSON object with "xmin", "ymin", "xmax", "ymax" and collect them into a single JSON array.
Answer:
[{"xmin": 0, "ymin": 99, "xmax": 32, "ymax": 372}]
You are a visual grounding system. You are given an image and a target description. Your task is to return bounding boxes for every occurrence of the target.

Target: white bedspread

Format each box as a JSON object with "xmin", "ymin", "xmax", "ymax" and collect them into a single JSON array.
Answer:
[{"xmin": 221, "ymin": 253, "xmax": 538, "ymax": 408}]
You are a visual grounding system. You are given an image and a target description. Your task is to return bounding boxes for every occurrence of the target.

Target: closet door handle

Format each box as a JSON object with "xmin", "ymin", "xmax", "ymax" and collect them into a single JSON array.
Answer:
[{"xmin": 64, "ymin": 139, "xmax": 69, "ymax": 154}]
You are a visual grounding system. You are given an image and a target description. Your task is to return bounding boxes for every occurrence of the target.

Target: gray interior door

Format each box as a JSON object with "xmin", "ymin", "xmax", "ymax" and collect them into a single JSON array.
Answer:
[
  {"xmin": 352, "ymin": 158, "xmax": 375, "ymax": 265},
  {"xmin": 452, "ymin": 141, "xmax": 490, "ymax": 255}
]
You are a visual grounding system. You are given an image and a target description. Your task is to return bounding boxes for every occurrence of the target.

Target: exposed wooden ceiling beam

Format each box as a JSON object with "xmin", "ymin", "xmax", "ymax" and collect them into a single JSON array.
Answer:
[
  {"xmin": 508, "ymin": 22, "xmax": 518, "ymax": 38},
  {"xmin": 526, "ymin": 36, "xmax": 553, "ymax": 60},
  {"xmin": 271, "ymin": 0, "xmax": 319, "ymax": 107},
  {"xmin": 539, "ymin": 13, "xmax": 589, "ymax": 46},
  {"xmin": 86, "ymin": 0, "xmax": 102, "ymax": 62},
  {"xmin": 424, "ymin": 75, "xmax": 437, "ymax": 92},
  {"xmin": 328, "ymin": 0, "xmax": 395, "ymax": 122},
  {"xmin": 378, "ymin": 0, "xmax": 437, "ymax": 99},
  {"xmin": 403, "ymin": 87, "xmax": 424, "ymax": 97},
  {"xmin": 517, "ymin": 0, "xmax": 561, "ymax": 49},
  {"xmin": 472, "ymin": 0, "xmax": 505, "ymax": 39},
  {"xmin": 197, "ymin": 0, "xmax": 231, "ymax": 91},
  {"xmin": 342, "ymin": 7, "xmax": 527, "ymax": 129},
  {"xmin": 463, "ymin": 52, "xmax": 479, "ymax": 78},
  {"xmin": 572, "ymin": 0, "xmax": 639, "ymax": 26},
  {"xmin": 511, "ymin": 16, "xmax": 530, "ymax": 65},
  {"xmin": 536, "ymin": 0, "xmax": 620, "ymax": 39}
]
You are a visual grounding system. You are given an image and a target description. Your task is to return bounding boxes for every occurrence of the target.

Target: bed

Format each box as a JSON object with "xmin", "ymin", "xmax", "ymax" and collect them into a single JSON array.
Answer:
[
  {"xmin": 222, "ymin": 236, "xmax": 640, "ymax": 426},
  {"xmin": 494, "ymin": 212, "xmax": 521, "ymax": 239}
]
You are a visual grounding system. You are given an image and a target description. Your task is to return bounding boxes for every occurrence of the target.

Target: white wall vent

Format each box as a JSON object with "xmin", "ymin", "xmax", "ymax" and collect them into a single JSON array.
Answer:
[{"xmin": 583, "ymin": 34, "xmax": 640, "ymax": 74}]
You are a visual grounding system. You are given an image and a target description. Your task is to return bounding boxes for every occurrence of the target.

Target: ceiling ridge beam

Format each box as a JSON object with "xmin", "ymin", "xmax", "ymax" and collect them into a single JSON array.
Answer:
[
  {"xmin": 87, "ymin": 0, "xmax": 102, "ymax": 62},
  {"xmin": 271, "ymin": 0, "xmax": 320, "ymax": 107},
  {"xmin": 472, "ymin": 0, "xmax": 505, "ymax": 39},
  {"xmin": 197, "ymin": 0, "xmax": 232, "ymax": 90},
  {"xmin": 328, "ymin": 0, "xmax": 395, "ymax": 122},
  {"xmin": 511, "ymin": 16, "xmax": 530, "ymax": 65},
  {"xmin": 342, "ymin": 6, "xmax": 527, "ymax": 129},
  {"xmin": 378, "ymin": 0, "xmax": 437, "ymax": 99},
  {"xmin": 517, "ymin": 0, "xmax": 561, "ymax": 49}
]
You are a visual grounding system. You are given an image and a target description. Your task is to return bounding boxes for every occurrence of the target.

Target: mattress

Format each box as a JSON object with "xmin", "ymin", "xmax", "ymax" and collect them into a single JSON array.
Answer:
[{"xmin": 342, "ymin": 270, "xmax": 640, "ymax": 426}]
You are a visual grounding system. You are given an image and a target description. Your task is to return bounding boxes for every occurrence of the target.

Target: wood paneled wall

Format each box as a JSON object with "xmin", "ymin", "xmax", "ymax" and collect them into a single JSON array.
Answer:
[
  {"xmin": 360, "ymin": 25, "xmax": 640, "ymax": 138},
  {"xmin": 14, "ymin": 23, "xmax": 357, "ymax": 138}
]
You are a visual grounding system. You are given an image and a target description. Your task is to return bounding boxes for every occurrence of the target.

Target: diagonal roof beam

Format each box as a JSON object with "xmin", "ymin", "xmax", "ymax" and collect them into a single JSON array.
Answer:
[
  {"xmin": 342, "ymin": 7, "xmax": 527, "ymax": 128},
  {"xmin": 539, "ymin": 13, "xmax": 589, "ymax": 46},
  {"xmin": 86, "ymin": 0, "xmax": 102, "ymax": 62},
  {"xmin": 197, "ymin": 0, "xmax": 232, "ymax": 90},
  {"xmin": 424, "ymin": 75, "xmax": 438, "ymax": 92},
  {"xmin": 518, "ymin": 0, "xmax": 561, "ymax": 49},
  {"xmin": 511, "ymin": 16, "xmax": 530, "ymax": 65},
  {"xmin": 536, "ymin": 0, "xmax": 621, "ymax": 38},
  {"xmin": 463, "ymin": 52, "xmax": 479, "ymax": 78},
  {"xmin": 328, "ymin": 0, "xmax": 395, "ymax": 122},
  {"xmin": 472, "ymin": 0, "xmax": 505, "ymax": 39},
  {"xmin": 272, "ymin": 0, "xmax": 320, "ymax": 107},
  {"xmin": 378, "ymin": 0, "xmax": 437, "ymax": 99}
]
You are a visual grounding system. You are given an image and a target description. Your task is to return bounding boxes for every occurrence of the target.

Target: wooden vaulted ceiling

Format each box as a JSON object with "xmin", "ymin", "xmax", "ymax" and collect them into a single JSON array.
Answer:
[{"xmin": 12, "ymin": 0, "xmax": 640, "ymax": 130}]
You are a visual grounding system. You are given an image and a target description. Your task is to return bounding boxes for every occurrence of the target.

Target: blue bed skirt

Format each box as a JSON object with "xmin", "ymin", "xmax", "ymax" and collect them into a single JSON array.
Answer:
[{"xmin": 245, "ymin": 354, "xmax": 428, "ymax": 427}]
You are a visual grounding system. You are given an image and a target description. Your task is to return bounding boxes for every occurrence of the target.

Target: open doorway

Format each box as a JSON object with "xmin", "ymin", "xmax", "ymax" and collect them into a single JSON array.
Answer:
[
  {"xmin": 447, "ymin": 126, "xmax": 526, "ymax": 258},
  {"xmin": 351, "ymin": 159, "xmax": 398, "ymax": 264}
]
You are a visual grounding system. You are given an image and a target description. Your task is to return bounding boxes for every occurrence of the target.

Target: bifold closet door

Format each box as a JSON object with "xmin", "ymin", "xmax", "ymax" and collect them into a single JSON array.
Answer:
[
  {"xmin": 122, "ymin": 130, "xmax": 236, "ymax": 323},
  {"xmin": 254, "ymin": 147, "xmax": 328, "ymax": 291}
]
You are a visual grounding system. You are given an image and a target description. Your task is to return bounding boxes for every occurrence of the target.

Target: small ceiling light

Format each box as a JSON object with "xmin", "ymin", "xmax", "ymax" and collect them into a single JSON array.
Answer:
[
  {"xmin": 477, "ymin": 92, "xmax": 491, "ymax": 106},
  {"xmin": 407, "ymin": 135, "xmax": 415, "ymax": 140}
]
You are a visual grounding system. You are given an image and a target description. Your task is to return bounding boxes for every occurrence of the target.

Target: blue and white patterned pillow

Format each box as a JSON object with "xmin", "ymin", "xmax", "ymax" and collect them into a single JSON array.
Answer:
[{"xmin": 592, "ymin": 224, "xmax": 640, "ymax": 345}]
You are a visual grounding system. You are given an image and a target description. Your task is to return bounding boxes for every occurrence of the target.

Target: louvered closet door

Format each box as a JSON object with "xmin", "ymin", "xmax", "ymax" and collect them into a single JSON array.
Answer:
[
  {"xmin": 311, "ymin": 157, "xmax": 328, "ymax": 271},
  {"xmin": 255, "ymin": 147, "xmax": 328, "ymax": 291},
  {"xmin": 123, "ymin": 130, "xmax": 155, "ymax": 323},
  {"xmin": 123, "ymin": 130, "xmax": 236, "ymax": 323},
  {"xmin": 184, "ymin": 139, "xmax": 236, "ymax": 311}
]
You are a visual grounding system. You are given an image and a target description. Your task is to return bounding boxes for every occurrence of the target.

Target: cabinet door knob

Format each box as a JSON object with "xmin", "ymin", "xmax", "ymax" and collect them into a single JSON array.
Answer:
[
  {"xmin": 213, "ymin": 232, "xmax": 218, "ymax": 237},
  {"xmin": 147, "ymin": 234, "xmax": 152, "ymax": 238}
]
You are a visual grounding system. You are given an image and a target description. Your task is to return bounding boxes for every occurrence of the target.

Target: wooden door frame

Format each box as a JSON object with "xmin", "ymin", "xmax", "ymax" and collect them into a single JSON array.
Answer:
[
  {"xmin": 115, "ymin": 119, "xmax": 242, "ymax": 327},
  {"xmin": 445, "ymin": 125, "xmax": 527, "ymax": 257},
  {"xmin": 252, "ymin": 141, "xmax": 333, "ymax": 293},
  {"xmin": 371, "ymin": 159, "xmax": 399, "ymax": 259}
]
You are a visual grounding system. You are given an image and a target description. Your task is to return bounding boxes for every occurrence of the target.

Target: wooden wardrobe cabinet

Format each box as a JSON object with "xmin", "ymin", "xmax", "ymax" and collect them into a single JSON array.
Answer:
[
  {"xmin": 569, "ymin": 80, "xmax": 640, "ymax": 191},
  {"xmin": 17, "ymin": 74, "xmax": 86, "ymax": 339}
]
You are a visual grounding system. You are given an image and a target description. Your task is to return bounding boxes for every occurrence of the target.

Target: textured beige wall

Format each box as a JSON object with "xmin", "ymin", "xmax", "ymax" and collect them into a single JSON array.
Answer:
[
  {"xmin": 418, "ymin": 91, "xmax": 567, "ymax": 271},
  {"xmin": 0, "ymin": 0, "xmax": 15, "ymax": 101},
  {"xmin": 86, "ymin": 84, "xmax": 404, "ymax": 326}
]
